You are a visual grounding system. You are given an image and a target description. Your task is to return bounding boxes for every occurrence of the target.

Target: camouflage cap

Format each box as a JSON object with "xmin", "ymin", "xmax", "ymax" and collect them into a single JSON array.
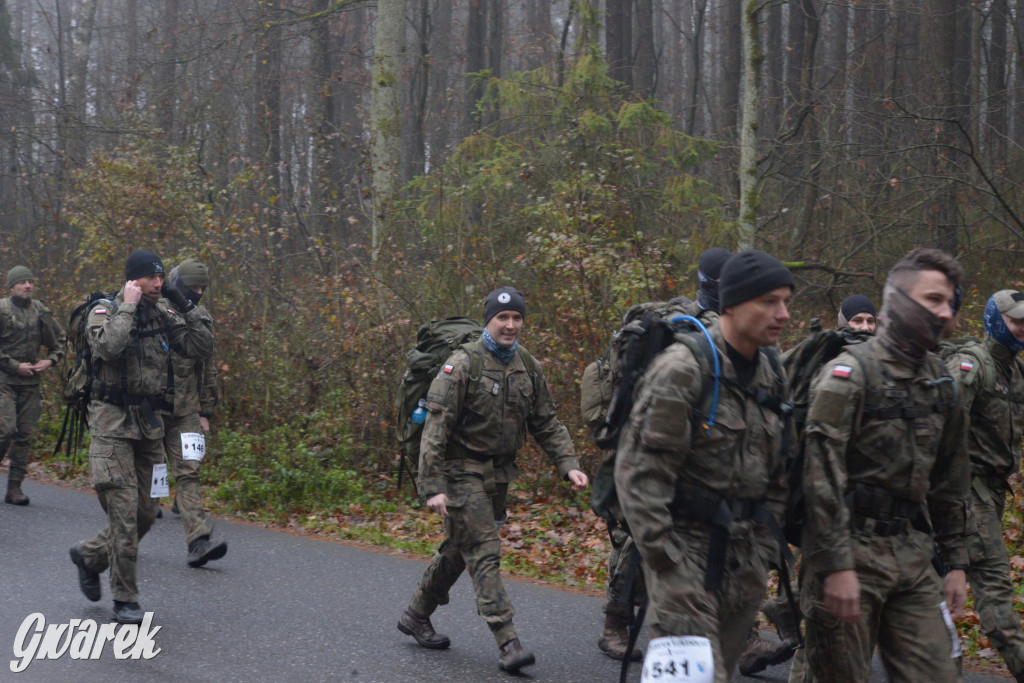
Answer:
[
  {"xmin": 7, "ymin": 265, "xmax": 34, "ymax": 289},
  {"xmin": 992, "ymin": 290, "xmax": 1024, "ymax": 319}
]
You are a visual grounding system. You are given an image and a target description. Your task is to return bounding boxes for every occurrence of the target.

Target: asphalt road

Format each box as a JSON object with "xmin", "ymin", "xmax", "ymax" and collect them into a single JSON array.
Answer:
[{"xmin": 0, "ymin": 475, "xmax": 1010, "ymax": 682}]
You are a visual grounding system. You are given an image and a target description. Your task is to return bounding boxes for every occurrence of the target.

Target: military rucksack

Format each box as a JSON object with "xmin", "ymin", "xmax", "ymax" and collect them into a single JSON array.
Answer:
[
  {"xmin": 580, "ymin": 296, "xmax": 703, "ymax": 440},
  {"xmin": 779, "ymin": 320, "xmax": 873, "ymax": 545},
  {"xmin": 54, "ymin": 291, "xmax": 118, "ymax": 458},
  {"xmin": 394, "ymin": 316, "xmax": 540, "ymax": 494}
]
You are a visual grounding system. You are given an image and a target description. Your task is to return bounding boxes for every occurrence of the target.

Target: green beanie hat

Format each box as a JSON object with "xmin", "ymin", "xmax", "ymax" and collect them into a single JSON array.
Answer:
[
  {"xmin": 7, "ymin": 266, "xmax": 34, "ymax": 289},
  {"xmin": 176, "ymin": 258, "xmax": 210, "ymax": 288}
]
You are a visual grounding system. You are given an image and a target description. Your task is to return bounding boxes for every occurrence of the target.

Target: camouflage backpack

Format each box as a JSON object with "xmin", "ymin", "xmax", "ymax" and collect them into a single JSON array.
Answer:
[
  {"xmin": 54, "ymin": 291, "xmax": 118, "ymax": 458},
  {"xmin": 394, "ymin": 316, "xmax": 539, "ymax": 493}
]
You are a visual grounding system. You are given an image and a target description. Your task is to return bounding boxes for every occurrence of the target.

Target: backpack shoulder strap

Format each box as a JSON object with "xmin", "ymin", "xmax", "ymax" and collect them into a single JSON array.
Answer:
[{"xmin": 675, "ymin": 331, "xmax": 718, "ymax": 433}]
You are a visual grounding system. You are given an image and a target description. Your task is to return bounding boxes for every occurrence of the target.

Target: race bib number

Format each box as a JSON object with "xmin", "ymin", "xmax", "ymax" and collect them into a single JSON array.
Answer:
[
  {"xmin": 642, "ymin": 636, "xmax": 714, "ymax": 682},
  {"xmin": 151, "ymin": 463, "xmax": 169, "ymax": 498},
  {"xmin": 181, "ymin": 432, "xmax": 206, "ymax": 462},
  {"xmin": 940, "ymin": 601, "xmax": 962, "ymax": 658}
]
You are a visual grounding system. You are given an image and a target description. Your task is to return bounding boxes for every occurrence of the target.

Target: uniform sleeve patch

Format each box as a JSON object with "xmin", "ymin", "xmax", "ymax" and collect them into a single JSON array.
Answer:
[
  {"xmin": 93, "ymin": 308, "xmax": 107, "ymax": 315},
  {"xmin": 832, "ymin": 364, "xmax": 853, "ymax": 379},
  {"xmin": 960, "ymin": 360, "xmax": 974, "ymax": 372},
  {"xmin": 442, "ymin": 364, "xmax": 454, "ymax": 374}
]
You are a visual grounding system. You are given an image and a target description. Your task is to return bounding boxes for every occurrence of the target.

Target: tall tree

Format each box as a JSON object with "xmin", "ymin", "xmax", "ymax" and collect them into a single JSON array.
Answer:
[
  {"xmin": 633, "ymin": 0, "xmax": 655, "ymax": 97},
  {"xmin": 738, "ymin": 0, "xmax": 762, "ymax": 247},
  {"xmin": 605, "ymin": 0, "xmax": 632, "ymax": 86},
  {"xmin": 370, "ymin": 0, "xmax": 405, "ymax": 252}
]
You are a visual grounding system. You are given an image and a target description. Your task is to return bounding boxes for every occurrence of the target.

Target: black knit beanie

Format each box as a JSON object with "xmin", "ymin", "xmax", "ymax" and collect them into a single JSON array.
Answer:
[
  {"xmin": 484, "ymin": 286, "xmax": 526, "ymax": 324},
  {"xmin": 125, "ymin": 250, "xmax": 165, "ymax": 281},
  {"xmin": 697, "ymin": 247, "xmax": 731, "ymax": 312},
  {"xmin": 718, "ymin": 250, "xmax": 794, "ymax": 311},
  {"xmin": 840, "ymin": 295, "xmax": 876, "ymax": 321}
]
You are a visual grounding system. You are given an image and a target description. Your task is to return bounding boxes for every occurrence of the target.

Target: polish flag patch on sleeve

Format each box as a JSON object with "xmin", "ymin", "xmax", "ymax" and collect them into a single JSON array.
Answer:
[
  {"xmin": 832, "ymin": 364, "xmax": 853, "ymax": 379},
  {"xmin": 442, "ymin": 364, "xmax": 455, "ymax": 374},
  {"xmin": 93, "ymin": 308, "xmax": 107, "ymax": 315},
  {"xmin": 960, "ymin": 360, "xmax": 975, "ymax": 372}
]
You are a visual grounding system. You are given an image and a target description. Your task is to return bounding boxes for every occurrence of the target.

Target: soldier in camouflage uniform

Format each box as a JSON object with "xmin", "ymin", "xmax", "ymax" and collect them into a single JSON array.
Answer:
[
  {"xmin": 69, "ymin": 250, "xmax": 214, "ymax": 624},
  {"xmin": 0, "ymin": 266, "xmax": 66, "ymax": 505},
  {"xmin": 801, "ymin": 248, "xmax": 970, "ymax": 683},
  {"xmin": 598, "ymin": 246, "xmax": 732, "ymax": 662},
  {"xmin": 397, "ymin": 286, "xmax": 588, "ymax": 674},
  {"xmin": 163, "ymin": 258, "xmax": 226, "ymax": 567},
  {"xmin": 614, "ymin": 250, "xmax": 794, "ymax": 682},
  {"xmin": 946, "ymin": 290, "xmax": 1024, "ymax": 682}
]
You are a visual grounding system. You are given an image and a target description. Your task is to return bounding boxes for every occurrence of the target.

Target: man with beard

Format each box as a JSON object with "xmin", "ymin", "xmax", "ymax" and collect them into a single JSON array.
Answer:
[
  {"xmin": 800, "ymin": 248, "xmax": 970, "ymax": 682},
  {"xmin": 0, "ymin": 266, "xmax": 65, "ymax": 505},
  {"xmin": 69, "ymin": 249, "xmax": 213, "ymax": 624}
]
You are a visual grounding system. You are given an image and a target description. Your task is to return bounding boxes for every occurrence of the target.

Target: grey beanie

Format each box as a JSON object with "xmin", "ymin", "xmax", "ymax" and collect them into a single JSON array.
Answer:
[
  {"xmin": 484, "ymin": 286, "xmax": 526, "ymax": 323},
  {"xmin": 719, "ymin": 250, "xmax": 794, "ymax": 311},
  {"xmin": 7, "ymin": 266, "xmax": 34, "ymax": 289}
]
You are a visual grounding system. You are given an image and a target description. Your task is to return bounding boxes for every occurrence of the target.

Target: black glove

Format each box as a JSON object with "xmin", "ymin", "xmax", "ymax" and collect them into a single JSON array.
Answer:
[{"xmin": 163, "ymin": 277, "xmax": 196, "ymax": 313}]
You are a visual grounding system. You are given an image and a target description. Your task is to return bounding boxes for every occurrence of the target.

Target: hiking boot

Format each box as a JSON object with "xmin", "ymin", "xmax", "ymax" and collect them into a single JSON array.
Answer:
[
  {"xmin": 498, "ymin": 638, "xmax": 535, "ymax": 673},
  {"xmin": 156, "ymin": 507, "xmax": 163, "ymax": 518},
  {"xmin": 397, "ymin": 607, "xmax": 451, "ymax": 649},
  {"xmin": 598, "ymin": 610, "xmax": 642, "ymax": 661},
  {"xmin": 187, "ymin": 535, "xmax": 228, "ymax": 567},
  {"xmin": 171, "ymin": 498, "xmax": 179, "ymax": 515},
  {"xmin": 762, "ymin": 596, "xmax": 801, "ymax": 643},
  {"xmin": 737, "ymin": 633, "xmax": 797, "ymax": 675},
  {"xmin": 5, "ymin": 480, "xmax": 29, "ymax": 505},
  {"xmin": 112, "ymin": 601, "xmax": 144, "ymax": 624},
  {"xmin": 69, "ymin": 545, "xmax": 102, "ymax": 602}
]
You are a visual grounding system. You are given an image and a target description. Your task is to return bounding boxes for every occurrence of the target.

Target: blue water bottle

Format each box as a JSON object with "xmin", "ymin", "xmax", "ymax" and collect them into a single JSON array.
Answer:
[{"xmin": 411, "ymin": 399, "xmax": 428, "ymax": 424}]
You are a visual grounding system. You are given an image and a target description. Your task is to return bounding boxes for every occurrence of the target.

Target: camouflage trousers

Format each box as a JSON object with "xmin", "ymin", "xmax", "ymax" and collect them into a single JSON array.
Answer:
[
  {"xmin": 409, "ymin": 479, "xmax": 517, "ymax": 647},
  {"xmin": 78, "ymin": 434, "xmax": 163, "ymax": 603},
  {"xmin": 0, "ymin": 383, "xmax": 41, "ymax": 483},
  {"xmin": 643, "ymin": 524, "xmax": 770, "ymax": 683},
  {"xmin": 164, "ymin": 414, "xmax": 210, "ymax": 545},
  {"xmin": 605, "ymin": 522, "xmax": 646, "ymax": 615},
  {"xmin": 967, "ymin": 478, "xmax": 1024, "ymax": 678},
  {"xmin": 801, "ymin": 528, "xmax": 961, "ymax": 683}
]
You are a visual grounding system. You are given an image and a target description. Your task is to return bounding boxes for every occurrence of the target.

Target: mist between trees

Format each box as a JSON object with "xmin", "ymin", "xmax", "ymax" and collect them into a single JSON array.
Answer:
[{"xmin": 1, "ymin": 1, "xmax": 1022, "ymax": 481}]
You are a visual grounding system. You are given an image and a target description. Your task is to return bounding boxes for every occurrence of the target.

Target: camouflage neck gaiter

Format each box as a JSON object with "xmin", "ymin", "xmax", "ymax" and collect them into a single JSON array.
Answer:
[{"xmin": 877, "ymin": 282, "xmax": 945, "ymax": 365}]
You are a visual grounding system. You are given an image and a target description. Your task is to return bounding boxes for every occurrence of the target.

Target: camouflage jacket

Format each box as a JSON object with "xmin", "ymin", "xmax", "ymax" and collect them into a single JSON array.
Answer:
[
  {"xmin": 86, "ymin": 292, "xmax": 214, "ymax": 440},
  {"xmin": 802, "ymin": 337, "xmax": 970, "ymax": 573},
  {"xmin": 417, "ymin": 339, "xmax": 580, "ymax": 499},
  {"xmin": 614, "ymin": 324, "xmax": 789, "ymax": 572},
  {"xmin": 946, "ymin": 336, "xmax": 1024, "ymax": 482},
  {"xmin": 168, "ymin": 303, "xmax": 218, "ymax": 419},
  {"xmin": 0, "ymin": 297, "xmax": 66, "ymax": 385}
]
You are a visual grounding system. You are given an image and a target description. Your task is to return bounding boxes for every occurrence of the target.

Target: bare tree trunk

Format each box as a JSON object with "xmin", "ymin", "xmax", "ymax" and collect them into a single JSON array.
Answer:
[
  {"xmin": 157, "ymin": 0, "xmax": 180, "ymax": 141},
  {"xmin": 738, "ymin": 1, "xmax": 762, "ymax": 247},
  {"xmin": 605, "ymin": 0, "xmax": 632, "ymax": 86},
  {"xmin": 684, "ymin": 0, "xmax": 707, "ymax": 137},
  {"xmin": 987, "ymin": 0, "xmax": 1008, "ymax": 159},
  {"xmin": 406, "ymin": 0, "xmax": 429, "ymax": 181},
  {"xmin": 255, "ymin": 9, "xmax": 282, "ymax": 232},
  {"xmin": 64, "ymin": 0, "xmax": 98, "ymax": 169},
  {"xmin": 719, "ymin": 0, "xmax": 741, "ymax": 139},
  {"xmin": 371, "ymin": 0, "xmax": 405, "ymax": 252},
  {"xmin": 633, "ymin": 0, "xmax": 655, "ymax": 97},
  {"xmin": 464, "ymin": 0, "xmax": 487, "ymax": 135}
]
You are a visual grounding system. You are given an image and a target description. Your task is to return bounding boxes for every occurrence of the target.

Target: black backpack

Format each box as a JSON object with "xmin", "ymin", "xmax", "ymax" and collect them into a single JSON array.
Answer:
[
  {"xmin": 54, "ymin": 291, "xmax": 118, "ymax": 459},
  {"xmin": 780, "ymin": 321, "xmax": 873, "ymax": 545},
  {"xmin": 588, "ymin": 311, "xmax": 727, "ymax": 524}
]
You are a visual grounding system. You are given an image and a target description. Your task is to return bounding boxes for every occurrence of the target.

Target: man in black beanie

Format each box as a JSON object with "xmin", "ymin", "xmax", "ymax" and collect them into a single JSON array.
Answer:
[
  {"xmin": 614, "ymin": 249, "xmax": 794, "ymax": 679},
  {"xmin": 69, "ymin": 249, "xmax": 214, "ymax": 624},
  {"xmin": 837, "ymin": 294, "xmax": 877, "ymax": 333},
  {"xmin": 694, "ymin": 247, "xmax": 731, "ymax": 324}
]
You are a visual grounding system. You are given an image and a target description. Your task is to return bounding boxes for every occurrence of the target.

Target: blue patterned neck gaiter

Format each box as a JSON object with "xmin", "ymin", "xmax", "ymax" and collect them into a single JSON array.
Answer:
[{"xmin": 482, "ymin": 329, "xmax": 518, "ymax": 364}]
